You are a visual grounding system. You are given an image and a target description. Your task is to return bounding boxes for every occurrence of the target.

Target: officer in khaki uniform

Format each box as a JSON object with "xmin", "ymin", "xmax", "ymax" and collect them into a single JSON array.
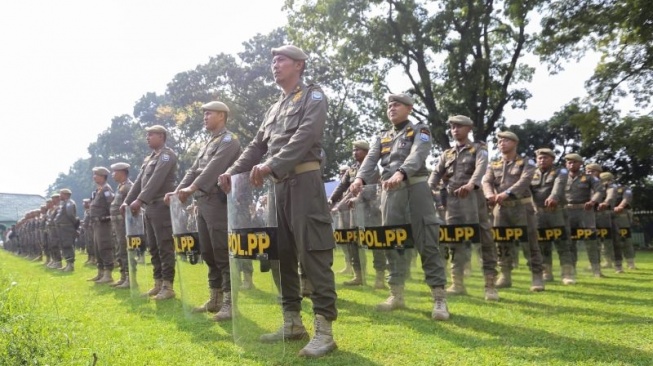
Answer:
[
  {"xmin": 168, "ymin": 101, "xmax": 241, "ymax": 320},
  {"xmin": 482, "ymin": 131, "xmax": 545, "ymax": 291},
  {"xmin": 79, "ymin": 199, "xmax": 91, "ymax": 257},
  {"xmin": 328, "ymin": 140, "xmax": 386, "ymax": 288},
  {"xmin": 564, "ymin": 154, "xmax": 605, "ymax": 278},
  {"xmin": 331, "ymin": 164, "xmax": 355, "ymax": 276},
  {"xmin": 38, "ymin": 204, "xmax": 49, "ymax": 264},
  {"xmin": 530, "ymin": 148, "xmax": 574, "ymax": 284},
  {"xmin": 88, "ymin": 167, "xmax": 116, "ymax": 283},
  {"xmin": 428, "ymin": 115, "xmax": 499, "ymax": 301},
  {"xmin": 46, "ymin": 193, "xmax": 63, "ymax": 269},
  {"xmin": 610, "ymin": 175, "xmax": 636, "ymax": 270},
  {"xmin": 351, "ymin": 93, "xmax": 450, "ymax": 319},
  {"xmin": 219, "ymin": 45, "xmax": 337, "ymax": 357},
  {"xmin": 586, "ymin": 164, "xmax": 617, "ymax": 269},
  {"xmin": 55, "ymin": 188, "xmax": 78, "ymax": 272},
  {"xmin": 123, "ymin": 125, "xmax": 178, "ymax": 301},
  {"xmin": 109, "ymin": 162, "xmax": 133, "ymax": 288}
]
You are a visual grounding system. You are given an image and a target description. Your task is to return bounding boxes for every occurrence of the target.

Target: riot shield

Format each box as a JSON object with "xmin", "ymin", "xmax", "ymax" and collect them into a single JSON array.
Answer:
[
  {"xmin": 170, "ymin": 194, "xmax": 202, "ymax": 315},
  {"xmin": 228, "ymin": 172, "xmax": 284, "ymax": 360},
  {"xmin": 125, "ymin": 209, "xmax": 145, "ymax": 299},
  {"xmin": 332, "ymin": 208, "xmax": 366, "ymax": 285},
  {"xmin": 355, "ymin": 184, "xmax": 412, "ymax": 290}
]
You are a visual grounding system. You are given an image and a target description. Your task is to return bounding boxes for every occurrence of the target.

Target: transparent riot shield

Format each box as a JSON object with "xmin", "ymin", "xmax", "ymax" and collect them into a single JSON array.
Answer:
[
  {"xmin": 170, "ymin": 194, "xmax": 202, "ymax": 315},
  {"xmin": 228, "ymin": 172, "xmax": 284, "ymax": 360},
  {"xmin": 125, "ymin": 209, "xmax": 145, "ymax": 299},
  {"xmin": 332, "ymin": 206, "xmax": 366, "ymax": 286},
  {"xmin": 356, "ymin": 184, "xmax": 413, "ymax": 291}
]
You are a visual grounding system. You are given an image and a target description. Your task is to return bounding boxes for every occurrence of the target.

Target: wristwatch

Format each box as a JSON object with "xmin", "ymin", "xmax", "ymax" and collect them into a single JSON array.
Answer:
[{"xmin": 505, "ymin": 189, "xmax": 512, "ymax": 196}]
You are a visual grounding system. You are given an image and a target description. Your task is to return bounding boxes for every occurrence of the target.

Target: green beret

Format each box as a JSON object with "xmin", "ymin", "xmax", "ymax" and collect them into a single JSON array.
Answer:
[
  {"xmin": 447, "ymin": 115, "xmax": 473, "ymax": 126},
  {"xmin": 92, "ymin": 166, "xmax": 110, "ymax": 176},
  {"xmin": 387, "ymin": 93, "xmax": 414, "ymax": 106},
  {"xmin": 352, "ymin": 140, "xmax": 370, "ymax": 150},
  {"xmin": 201, "ymin": 101, "xmax": 230, "ymax": 113},
  {"xmin": 585, "ymin": 163, "xmax": 602, "ymax": 172},
  {"xmin": 110, "ymin": 162, "xmax": 130, "ymax": 171},
  {"xmin": 599, "ymin": 172, "xmax": 614, "ymax": 181},
  {"xmin": 59, "ymin": 188, "xmax": 72, "ymax": 195},
  {"xmin": 535, "ymin": 148, "xmax": 556, "ymax": 158},
  {"xmin": 145, "ymin": 125, "xmax": 167, "ymax": 134},
  {"xmin": 497, "ymin": 131, "xmax": 519, "ymax": 142},
  {"xmin": 271, "ymin": 45, "xmax": 308, "ymax": 61},
  {"xmin": 564, "ymin": 153, "xmax": 583, "ymax": 163}
]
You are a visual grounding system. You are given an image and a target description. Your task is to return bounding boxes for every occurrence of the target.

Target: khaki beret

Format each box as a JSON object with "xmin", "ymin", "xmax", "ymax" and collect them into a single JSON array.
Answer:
[
  {"xmin": 497, "ymin": 131, "xmax": 519, "ymax": 142},
  {"xmin": 339, "ymin": 165, "xmax": 349, "ymax": 172},
  {"xmin": 92, "ymin": 166, "xmax": 110, "ymax": 176},
  {"xmin": 82, "ymin": 198, "xmax": 91, "ymax": 203},
  {"xmin": 599, "ymin": 172, "xmax": 614, "ymax": 181},
  {"xmin": 352, "ymin": 140, "xmax": 370, "ymax": 150},
  {"xmin": 535, "ymin": 148, "xmax": 556, "ymax": 158},
  {"xmin": 111, "ymin": 162, "xmax": 130, "ymax": 171},
  {"xmin": 387, "ymin": 93, "xmax": 414, "ymax": 106},
  {"xmin": 564, "ymin": 153, "xmax": 583, "ymax": 162},
  {"xmin": 447, "ymin": 115, "xmax": 473, "ymax": 126},
  {"xmin": 50, "ymin": 193, "xmax": 60, "ymax": 199},
  {"xmin": 585, "ymin": 163, "xmax": 602, "ymax": 172},
  {"xmin": 59, "ymin": 188, "xmax": 72, "ymax": 195},
  {"xmin": 145, "ymin": 125, "xmax": 167, "ymax": 134},
  {"xmin": 201, "ymin": 101, "xmax": 230, "ymax": 113},
  {"xmin": 271, "ymin": 45, "xmax": 308, "ymax": 61}
]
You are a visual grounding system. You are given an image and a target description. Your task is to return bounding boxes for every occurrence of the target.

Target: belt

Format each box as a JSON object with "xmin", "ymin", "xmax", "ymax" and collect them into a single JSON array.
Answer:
[
  {"xmin": 566, "ymin": 203, "xmax": 586, "ymax": 209},
  {"xmin": 92, "ymin": 216, "xmax": 112, "ymax": 223},
  {"xmin": 408, "ymin": 176, "xmax": 427, "ymax": 185},
  {"xmin": 272, "ymin": 161, "xmax": 321, "ymax": 183},
  {"xmin": 500, "ymin": 197, "xmax": 533, "ymax": 208}
]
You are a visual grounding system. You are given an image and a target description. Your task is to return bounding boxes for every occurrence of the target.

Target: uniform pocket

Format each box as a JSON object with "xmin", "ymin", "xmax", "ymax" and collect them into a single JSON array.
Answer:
[{"xmin": 305, "ymin": 213, "xmax": 335, "ymax": 251}]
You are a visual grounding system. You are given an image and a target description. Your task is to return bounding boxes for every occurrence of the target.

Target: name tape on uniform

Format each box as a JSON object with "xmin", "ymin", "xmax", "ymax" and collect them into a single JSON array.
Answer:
[
  {"xmin": 439, "ymin": 224, "xmax": 480, "ymax": 244},
  {"xmin": 358, "ymin": 225, "xmax": 413, "ymax": 250},
  {"xmin": 126, "ymin": 235, "xmax": 144, "ymax": 250},
  {"xmin": 570, "ymin": 228, "xmax": 597, "ymax": 240},
  {"xmin": 334, "ymin": 229, "xmax": 359, "ymax": 245},
  {"xmin": 491, "ymin": 226, "xmax": 528, "ymax": 242},
  {"xmin": 596, "ymin": 227, "xmax": 612, "ymax": 239},
  {"xmin": 536, "ymin": 227, "xmax": 567, "ymax": 241},
  {"xmin": 173, "ymin": 232, "xmax": 200, "ymax": 253},
  {"xmin": 228, "ymin": 227, "xmax": 278, "ymax": 260}
]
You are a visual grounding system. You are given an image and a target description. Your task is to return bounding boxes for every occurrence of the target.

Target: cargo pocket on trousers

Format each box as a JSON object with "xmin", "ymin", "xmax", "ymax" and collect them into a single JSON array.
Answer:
[{"xmin": 306, "ymin": 213, "xmax": 335, "ymax": 251}]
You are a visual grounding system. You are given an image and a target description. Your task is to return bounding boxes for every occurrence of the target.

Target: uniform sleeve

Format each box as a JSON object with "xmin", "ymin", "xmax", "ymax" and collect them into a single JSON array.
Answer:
[
  {"xmin": 227, "ymin": 125, "xmax": 269, "ymax": 175},
  {"xmin": 618, "ymin": 186, "xmax": 633, "ymax": 207},
  {"xmin": 329, "ymin": 171, "xmax": 350, "ymax": 203},
  {"xmin": 125, "ymin": 161, "xmax": 145, "ymax": 205},
  {"xmin": 469, "ymin": 145, "xmax": 488, "ymax": 188},
  {"xmin": 400, "ymin": 125, "xmax": 431, "ymax": 177},
  {"xmin": 356, "ymin": 136, "xmax": 382, "ymax": 184},
  {"xmin": 265, "ymin": 91, "xmax": 328, "ymax": 178},
  {"xmin": 177, "ymin": 158, "xmax": 199, "ymax": 191},
  {"xmin": 604, "ymin": 185, "xmax": 617, "ymax": 206},
  {"xmin": 138, "ymin": 153, "xmax": 177, "ymax": 204},
  {"xmin": 194, "ymin": 136, "xmax": 241, "ymax": 193},
  {"xmin": 590, "ymin": 176, "xmax": 605, "ymax": 203},
  {"xmin": 65, "ymin": 202, "xmax": 76, "ymax": 220},
  {"xmin": 507, "ymin": 160, "xmax": 536, "ymax": 197},
  {"xmin": 550, "ymin": 168, "xmax": 568, "ymax": 202},
  {"xmin": 482, "ymin": 165, "xmax": 496, "ymax": 197},
  {"xmin": 428, "ymin": 156, "xmax": 446, "ymax": 191}
]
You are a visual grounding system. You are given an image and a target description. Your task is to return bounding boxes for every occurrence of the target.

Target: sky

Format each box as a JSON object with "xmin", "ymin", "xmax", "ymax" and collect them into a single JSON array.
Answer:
[{"xmin": 0, "ymin": 1, "xmax": 635, "ymax": 196}]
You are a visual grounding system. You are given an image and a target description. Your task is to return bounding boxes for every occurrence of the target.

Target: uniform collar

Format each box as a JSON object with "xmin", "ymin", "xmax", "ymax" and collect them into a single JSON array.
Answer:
[{"xmin": 393, "ymin": 120, "xmax": 410, "ymax": 132}]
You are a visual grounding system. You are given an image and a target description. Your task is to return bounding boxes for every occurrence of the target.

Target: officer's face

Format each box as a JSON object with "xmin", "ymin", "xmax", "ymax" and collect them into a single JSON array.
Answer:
[
  {"xmin": 566, "ymin": 160, "xmax": 581, "ymax": 173},
  {"xmin": 147, "ymin": 131, "xmax": 165, "ymax": 149},
  {"xmin": 537, "ymin": 154, "xmax": 554, "ymax": 170},
  {"xmin": 387, "ymin": 101, "xmax": 411, "ymax": 124},
  {"xmin": 585, "ymin": 168, "xmax": 599, "ymax": 177},
  {"xmin": 203, "ymin": 110, "xmax": 225, "ymax": 132},
  {"xmin": 353, "ymin": 147, "xmax": 367, "ymax": 162},
  {"xmin": 271, "ymin": 55, "xmax": 303, "ymax": 84},
  {"xmin": 450, "ymin": 123, "xmax": 471, "ymax": 141},
  {"xmin": 111, "ymin": 170, "xmax": 127, "ymax": 183},
  {"xmin": 93, "ymin": 173, "xmax": 106, "ymax": 185},
  {"xmin": 497, "ymin": 137, "xmax": 516, "ymax": 153}
]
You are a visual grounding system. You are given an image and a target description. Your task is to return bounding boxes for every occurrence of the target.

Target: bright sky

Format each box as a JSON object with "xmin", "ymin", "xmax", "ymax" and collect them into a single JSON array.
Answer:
[{"xmin": 0, "ymin": 1, "xmax": 632, "ymax": 196}]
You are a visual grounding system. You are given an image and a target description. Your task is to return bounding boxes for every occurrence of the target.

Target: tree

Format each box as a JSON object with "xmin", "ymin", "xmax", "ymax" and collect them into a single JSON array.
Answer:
[
  {"xmin": 538, "ymin": 0, "xmax": 653, "ymax": 108},
  {"xmin": 285, "ymin": 0, "xmax": 541, "ymax": 150}
]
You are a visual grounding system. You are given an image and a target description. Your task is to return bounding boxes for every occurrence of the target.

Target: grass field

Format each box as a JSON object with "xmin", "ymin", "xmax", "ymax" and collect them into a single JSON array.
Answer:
[{"xmin": 1, "ymin": 247, "xmax": 652, "ymax": 366}]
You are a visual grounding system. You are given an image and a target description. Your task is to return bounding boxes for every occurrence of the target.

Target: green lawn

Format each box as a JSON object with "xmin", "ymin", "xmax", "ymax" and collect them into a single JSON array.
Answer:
[{"xmin": 1, "ymin": 247, "xmax": 652, "ymax": 366}]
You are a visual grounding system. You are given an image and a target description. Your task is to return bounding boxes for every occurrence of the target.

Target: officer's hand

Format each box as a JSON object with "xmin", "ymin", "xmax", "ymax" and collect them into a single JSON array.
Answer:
[
  {"xmin": 130, "ymin": 200, "xmax": 142, "ymax": 215},
  {"xmin": 250, "ymin": 164, "xmax": 271, "ymax": 187},
  {"xmin": 164, "ymin": 192, "xmax": 176, "ymax": 206},
  {"xmin": 544, "ymin": 197, "xmax": 558, "ymax": 209},
  {"xmin": 454, "ymin": 182, "xmax": 474, "ymax": 198},
  {"xmin": 178, "ymin": 186, "xmax": 196, "ymax": 204},
  {"xmin": 614, "ymin": 206, "xmax": 624, "ymax": 214},
  {"xmin": 486, "ymin": 195, "xmax": 497, "ymax": 205},
  {"xmin": 218, "ymin": 173, "xmax": 232, "ymax": 193},
  {"xmin": 119, "ymin": 203, "xmax": 128, "ymax": 216},
  {"xmin": 349, "ymin": 178, "xmax": 364, "ymax": 196},
  {"xmin": 584, "ymin": 201, "xmax": 596, "ymax": 211},
  {"xmin": 598, "ymin": 202, "xmax": 609, "ymax": 211},
  {"xmin": 383, "ymin": 171, "xmax": 404, "ymax": 191},
  {"xmin": 495, "ymin": 192, "xmax": 509, "ymax": 205}
]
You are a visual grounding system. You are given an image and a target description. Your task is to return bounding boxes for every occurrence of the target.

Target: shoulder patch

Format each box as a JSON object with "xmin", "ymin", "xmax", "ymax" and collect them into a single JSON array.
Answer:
[
  {"xmin": 625, "ymin": 189, "xmax": 632, "ymax": 194},
  {"xmin": 419, "ymin": 127, "xmax": 430, "ymax": 142},
  {"xmin": 559, "ymin": 168, "xmax": 568, "ymax": 175},
  {"xmin": 223, "ymin": 133, "xmax": 232, "ymax": 143},
  {"xmin": 161, "ymin": 153, "xmax": 170, "ymax": 162},
  {"xmin": 312, "ymin": 91, "xmax": 323, "ymax": 100},
  {"xmin": 592, "ymin": 176, "xmax": 599, "ymax": 182},
  {"xmin": 528, "ymin": 159, "xmax": 536, "ymax": 166},
  {"xmin": 103, "ymin": 191, "xmax": 113, "ymax": 198}
]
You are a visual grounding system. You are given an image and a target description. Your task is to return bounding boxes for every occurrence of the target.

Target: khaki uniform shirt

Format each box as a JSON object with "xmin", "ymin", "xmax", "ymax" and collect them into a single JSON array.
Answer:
[
  {"xmin": 110, "ymin": 179, "xmax": 133, "ymax": 216},
  {"xmin": 530, "ymin": 166, "xmax": 568, "ymax": 207},
  {"xmin": 90, "ymin": 184, "xmax": 114, "ymax": 218},
  {"xmin": 126, "ymin": 146, "xmax": 178, "ymax": 205},
  {"xmin": 55, "ymin": 198, "xmax": 78, "ymax": 226},
  {"xmin": 564, "ymin": 173, "xmax": 604, "ymax": 204},
  {"xmin": 429, "ymin": 140, "xmax": 488, "ymax": 191},
  {"xmin": 614, "ymin": 185, "xmax": 633, "ymax": 208},
  {"xmin": 482, "ymin": 156, "xmax": 536, "ymax": 199}
]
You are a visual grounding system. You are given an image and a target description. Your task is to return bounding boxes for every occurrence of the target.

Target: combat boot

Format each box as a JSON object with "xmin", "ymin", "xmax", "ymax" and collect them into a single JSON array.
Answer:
[
  {"xmin": 213, "ymin": 292, "xmax": 232, "ymax": 321},
  {"xmin": 153, "ymin": 280, "xmax": 175, "ymax": 301},
  {"xmin": 343, "ymin": 270, "xmax": 363, "ymax": 286},
  {"xmin": 495, "ymin": 267, "xmax": 512, "ymax": 288},
  {"xmin": 561, "ymin": 264, "xmax": 576, "ymax": 285},
  {"xmin": 446, "ymin": 270, "xmax": 467, "ymax": 295},
  {"xmin": 61, "ymin": 262, "xmax": 74, "ymax": 272},
  {"xmin": 114, "ymin": 275, "xmax": 131, "ymax": 289},
  {"xmin": 87, "ymin": 268, "xmax": 102, "ymax": 281},
  {"xmin": 431, "ymin": 287, "xmax": 450, "ymax": 321},
  {"xmin": 627, "ymin": 259, "xmax": 637, "ymax": 270},
  {"xmin": 591, "ymin": 263, "xmax": 605, "ymax": 278},
  {"xmin": 530, "ymin": 273, "xmax": 545, "ymax": 292},
  {"xmin": 300, "ymin": 276, "xmax": 313, "ymax": 297},
  {"xmin": 374, "ymin": 270, "xmax": 387, "ymax": 290},
  {"xmin": 484, "ymin": 274, "xmax": 499, "ymax": 301},
  {"xmin": 260, "ymin": 311, "xmax": 309, "ymax": 343},
  {"xmin": 376, "ymin": 285, "xmax": 405, "ymax": 312},
  {"xmin": 240, "ymin": 273, "xmax": 255, "ymax": 290},
  {"xmin": 144, "ymin": 279, "xmax": 163, "ymax": 297},
  {"xmin": 298, "ymin": 314, "xmax": 337, "ymax": 357},
  {"xmin": 110, "ymin": 272, "xmax": 127, "ymax": 287},
  {"xmin": 193, "ymin": 288, "xmax": 223, "ymax": 313},
  {"xmin": 542, "ymin": 264, "xmax": 554, "ymax": 282},
  {"xmin": 49, "ymin": 261, "xmax": 63, "ymax": 269},
  {"xmin": 44, "ymin": 256, "xmax": 51, "ymax": 267},
  {"xmin": 95, "ymin": 269, "xmax": 114, "ymax": 284},
  {"xmin": 601, "ymin": 258, "xmax": 614, "ymax": 269},
  {"xmin": 615, "ymin": 263, "xmax": 624, "ymax": 274}
]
